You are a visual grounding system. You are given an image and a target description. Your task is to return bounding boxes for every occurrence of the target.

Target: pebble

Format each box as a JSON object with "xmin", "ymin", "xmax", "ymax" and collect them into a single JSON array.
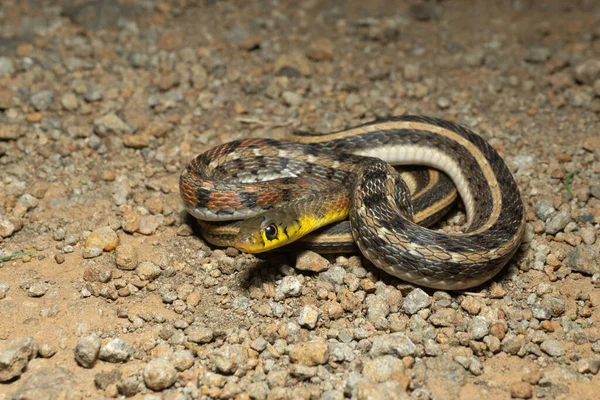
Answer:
[
  {"xmin": 403, "ymin": 289, "xmax": 431, "ymax": 314},
  {"xmin": 589, "ymin": 358, "xmax": 600, "ymax": 374},
  {"xmin": 502, "ymin": 335, "xmax": 524, "ymax": 355},
  {"xmin": 0, "ymin": 57, "xmax": 15, "ymax": 75},
  {"xmin": 61, "ymin": 92, "xmax": 79, "ymax": 110},
  {"xmin": 30, "ymin": 90, "xmax": 55, "ymax": 111},
  {"xmin": 566, "ymin": 245, "xmax": 599, "ymax": 275},
  {"xmin": 545, "ymin": 210, "xmax": 572, "ymax": 234},
  {"xmin": 274, "ymin": 53, "xmax": 311, "ymax": 76},
  {"xmin": 250, "ymin": 337, "xmax": 268, "ymax": 352},
  {"xmin": 319, "ymin": 266, "xmax": 346, "ymax": 286},
  {"xmin": 99, "ymin": 338, "xmax": 133, "ymax": 363},
  {"xmin": 0, "ymin": 215, "xmax": 15, "ymax": 238},
  {"xmin": 470, "ymin": 316, "xmax": 490, "ymax": 340},
  {"xmin": 510, "ymin": 381, "xmax": 533, "ymax": 399},
  {"xmin": 370, "ymin": 333, "xmax": 416, "ymax": 358},
  {"xmin": 298, "ymin": 305, "xmax": 319, "ymax": 329},
  {"xmin": 211, "ymin": 344, "xmax": 247, "ymax": 374},
  {"xmin": 138, "ymin": 215, "xmax": 159, "ymax": 235},
  {"xmin": 484, "ymin": 335, "xmax": 501, "ymax": 353},
  {"xmin": 362, "ymin": 355, "xmax": 405, "ymax": 383},
  {"xmin": 84, "ymin": 226, "xmax": 119, "ymax": 254},
  {"xmin": 573, "ymin": 59, "xmax": 600, "ymax": 85},
  {"xmin": 579, "ymin": 227, "xmax": 596, "ymax": 245},
  {"xmin": 143, "ymin": 358, "xmax": 177, "ymax": 391},
  {"xmin": 0, "ymin": 337, "xmax": 36, "ymax": 382},
  {"xmin": 366, "ymin": 297, "xmax": 390, "ymax": 328},
  {"xmin": 437, "ymin": 96, "xmax": 451, "ymax": 109},
  {"xmin": 185, "ymin": 326, "xmax": 214, "ymax": 343},
  {"xmin": 115, "ymin": 243, "xmax": 138, "ymax": 270},
  {"xmin": 524, "ymin": 46, "xmax": 551, "ymax": 63},
  {"xmin": 540, "ymin": 339, "xmax": 565, "ymax": 357},
  {"xmin": 0, "ymin": 282, "xmax": 8, "ymax": 299},
  {"xmin": 522, "ymin": 370, "xmax": 543, "ymax": 385},
  {"xmin": 422, "ymin": 356, "xmax": 467, "ymax": 398},
  {"xmin": 289, "ymin": 340, "xmax": 329, "ymax": 366},
  {"xmin": 0, "ymin": 88, "xmax": 12, "ymax": 109},
  {"xmin": 27, "ymin": 282, "xmax": 48, "ymax": 297},
  {"xmin": 289, "ymin": 364, "xmax": 317, "ymax": 380},
  {"xmin": 296, "ymin": 250, "xmax": 329, "ymax": 272},
  {"xmin": 123, "ymin": 133, "xmax": 149, "ymax": 149},
  {"xmin": 82, "ymin": 246, "xmax": 103, "ymax": 259},
  {"xmin": 550, "ymin": 71, "xmax": 573, "ymax": 91},
  {"xmin": 14, "ymin": 194, "xmax": 39, "ymax": 217},
  {"xmin": 460, "ymin": 296, "xmax": 483, "ymax": 315},
  {"xmin": 84, "ymin": 87, "xmax": 103, "ymax": 102},
  {"xmin": 277, "ymin": 275, "xmax": 302, "ymax": 297},
  {"xmin": 0, "ymin": 124, "xmax": 23, "ymax": 140},
  {"xmin": 94, "ymin": 113, "xmax": 132, "ymax": 134},
  {"xmin": 37, "ymin": 343, "xmax": 57, "ymax": 359},
  {"xmin": 307, "ymin": 38, "xmax": 334, "ymax": 62},
  {"xmin": 74, "ymin": 335, "xmax": 101, "ymax": 368},
  {"xmin": 534, "ymin": 199, "xmax": 555, "ymax": 221},
  {"xmin": 247, "ymin": 381, "xmax": 269, "ymax": 399},
  {"xmin": 136, "ymin": 261, "xmax": 161, "ymax": 281},
  {"xmin": 161, "ymin": 291, "xmax": 178, "ymax": 304},
  {"xmin": 403, "ymin": 64, "xmax": 421, "ymax": 81},
  {"xmin": 539, "ymin": 297, "xmax": 565, "ymax": 319}
]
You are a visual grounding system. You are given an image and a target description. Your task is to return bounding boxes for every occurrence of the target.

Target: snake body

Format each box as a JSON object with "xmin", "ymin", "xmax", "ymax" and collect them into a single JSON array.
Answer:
[
  {"xmin": 180, "ymin": 116, "xmax": 525, "ymax": 290},
  {"xmin": 193, "ymin": 166, "xmax": 457, "ymax": 253}
]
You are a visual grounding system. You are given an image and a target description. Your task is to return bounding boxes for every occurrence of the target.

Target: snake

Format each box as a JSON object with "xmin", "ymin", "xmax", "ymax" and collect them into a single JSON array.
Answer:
[{"xmin": 180, "ymin": 116, "xmax": 525, "ymax": 290}]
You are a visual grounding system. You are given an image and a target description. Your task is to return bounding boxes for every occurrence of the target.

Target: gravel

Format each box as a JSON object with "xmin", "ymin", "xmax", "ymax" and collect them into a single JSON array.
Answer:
[
  {"xmin": 540, "ymin": 339, "xmax": 565, "ymax": 357},
  {"xmin": 74, "ymin": 335, "xmax": 101, "ymax": 369},
  {"xmin": 115, "ymin": 243, "xmax": 138, "ymax": 270},
  {"xmin": 0, "ymin": 215, "xmax": 15, "ymax": 238},
  {"xmin": 296, "ymin": 250, "xmax": 330, "ymax": 272},
  {"xmin": 136, "ymin": 261, "xmax": 161, "ymax": 281},
  {"xmin": 29, "ymin": 90, "xmax": 55, "ymax": 111},
  {"xmin": 185, "ymin": 326, "xmax": 214, "ymax": 344},
  {"xmin": 143, "ymin": 358, "xmax": 177, "ymax": 391},
  {"xmin": 1, "ymin": 1, "xmax": 599, "ymax": 399},
  {"xmin": 298, "ymin": 305, "xmax": 319, "ymax": 329},
  {"xmin": 277, "ymin": 275, "xmax": 303, "ymax": 297},
  {"xmin": 98, "ymin": 338, "xmax": 133, "ymax": 363},
  {"xmin": 469, "ymin": 316, "xmax": 490, "ymax": 340},
  {"xmin": 545, "ymin": 210, "xmax": 572, "ymax": 234},
  {"xmin": 26, "ymin": 282, "xmax": 47, "ymax": 297},
  {"xmin": 0, "ymin": 337, "xmax": 36, "ymax": 382},
  {"xmin": 289, "ymin": 340, "xmax": 330, "ymax": 366},
  {"xmin": 0, "ymin": 56, "xmax": 15, "ymax": 75},
  {"xmin": 370, "ymin": 333, "xmax": 417, "ymax": 358},
  {"xmin": 403, "ymin": 288, "xmax": 431, "ymax": 314}
]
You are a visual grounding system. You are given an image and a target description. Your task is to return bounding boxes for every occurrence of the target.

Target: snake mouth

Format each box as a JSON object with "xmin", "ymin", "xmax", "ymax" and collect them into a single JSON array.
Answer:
[
  {"xmin": 234, "ymin": 225, "xmax": 265, "ymax": 253},
  {"xmin": 234, "ymin": 214, "xmax": 273, "ymax": 253}
]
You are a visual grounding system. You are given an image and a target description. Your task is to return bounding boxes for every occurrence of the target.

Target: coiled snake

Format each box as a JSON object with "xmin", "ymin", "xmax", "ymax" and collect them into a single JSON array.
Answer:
[{"xmin": 180, "ymin": 116, "xmax": 525, "ymax": 290}]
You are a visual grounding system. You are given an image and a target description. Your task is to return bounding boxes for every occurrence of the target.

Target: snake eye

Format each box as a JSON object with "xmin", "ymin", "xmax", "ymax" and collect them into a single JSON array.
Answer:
[{"xmin": 264, "ymin": 224, "xmax": 278, "ymax": 241}]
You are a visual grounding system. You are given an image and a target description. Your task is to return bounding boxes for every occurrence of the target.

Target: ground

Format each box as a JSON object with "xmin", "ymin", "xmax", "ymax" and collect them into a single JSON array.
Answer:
[{"xmin": 0, "ymin": 0, "xmax": 599, "ymax": 399}]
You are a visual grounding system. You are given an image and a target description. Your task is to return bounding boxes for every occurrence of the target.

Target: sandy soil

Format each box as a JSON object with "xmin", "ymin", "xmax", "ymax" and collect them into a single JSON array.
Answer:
[{"xmin": 0, "ymin": 0, "xmax": 599, "ymax": 399}]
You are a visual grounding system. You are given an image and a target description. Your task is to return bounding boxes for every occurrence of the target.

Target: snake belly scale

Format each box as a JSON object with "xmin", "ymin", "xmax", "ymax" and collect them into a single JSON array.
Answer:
[{"xmin": 180, "ymin": 116, "xmax": 525, "ymax": 290}]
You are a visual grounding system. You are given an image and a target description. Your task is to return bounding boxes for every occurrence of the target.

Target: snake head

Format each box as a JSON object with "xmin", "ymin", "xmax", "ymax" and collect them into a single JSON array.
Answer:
[{"xmin": 234, "ymin": 210, "xmax": 301, "ymax": 253}]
